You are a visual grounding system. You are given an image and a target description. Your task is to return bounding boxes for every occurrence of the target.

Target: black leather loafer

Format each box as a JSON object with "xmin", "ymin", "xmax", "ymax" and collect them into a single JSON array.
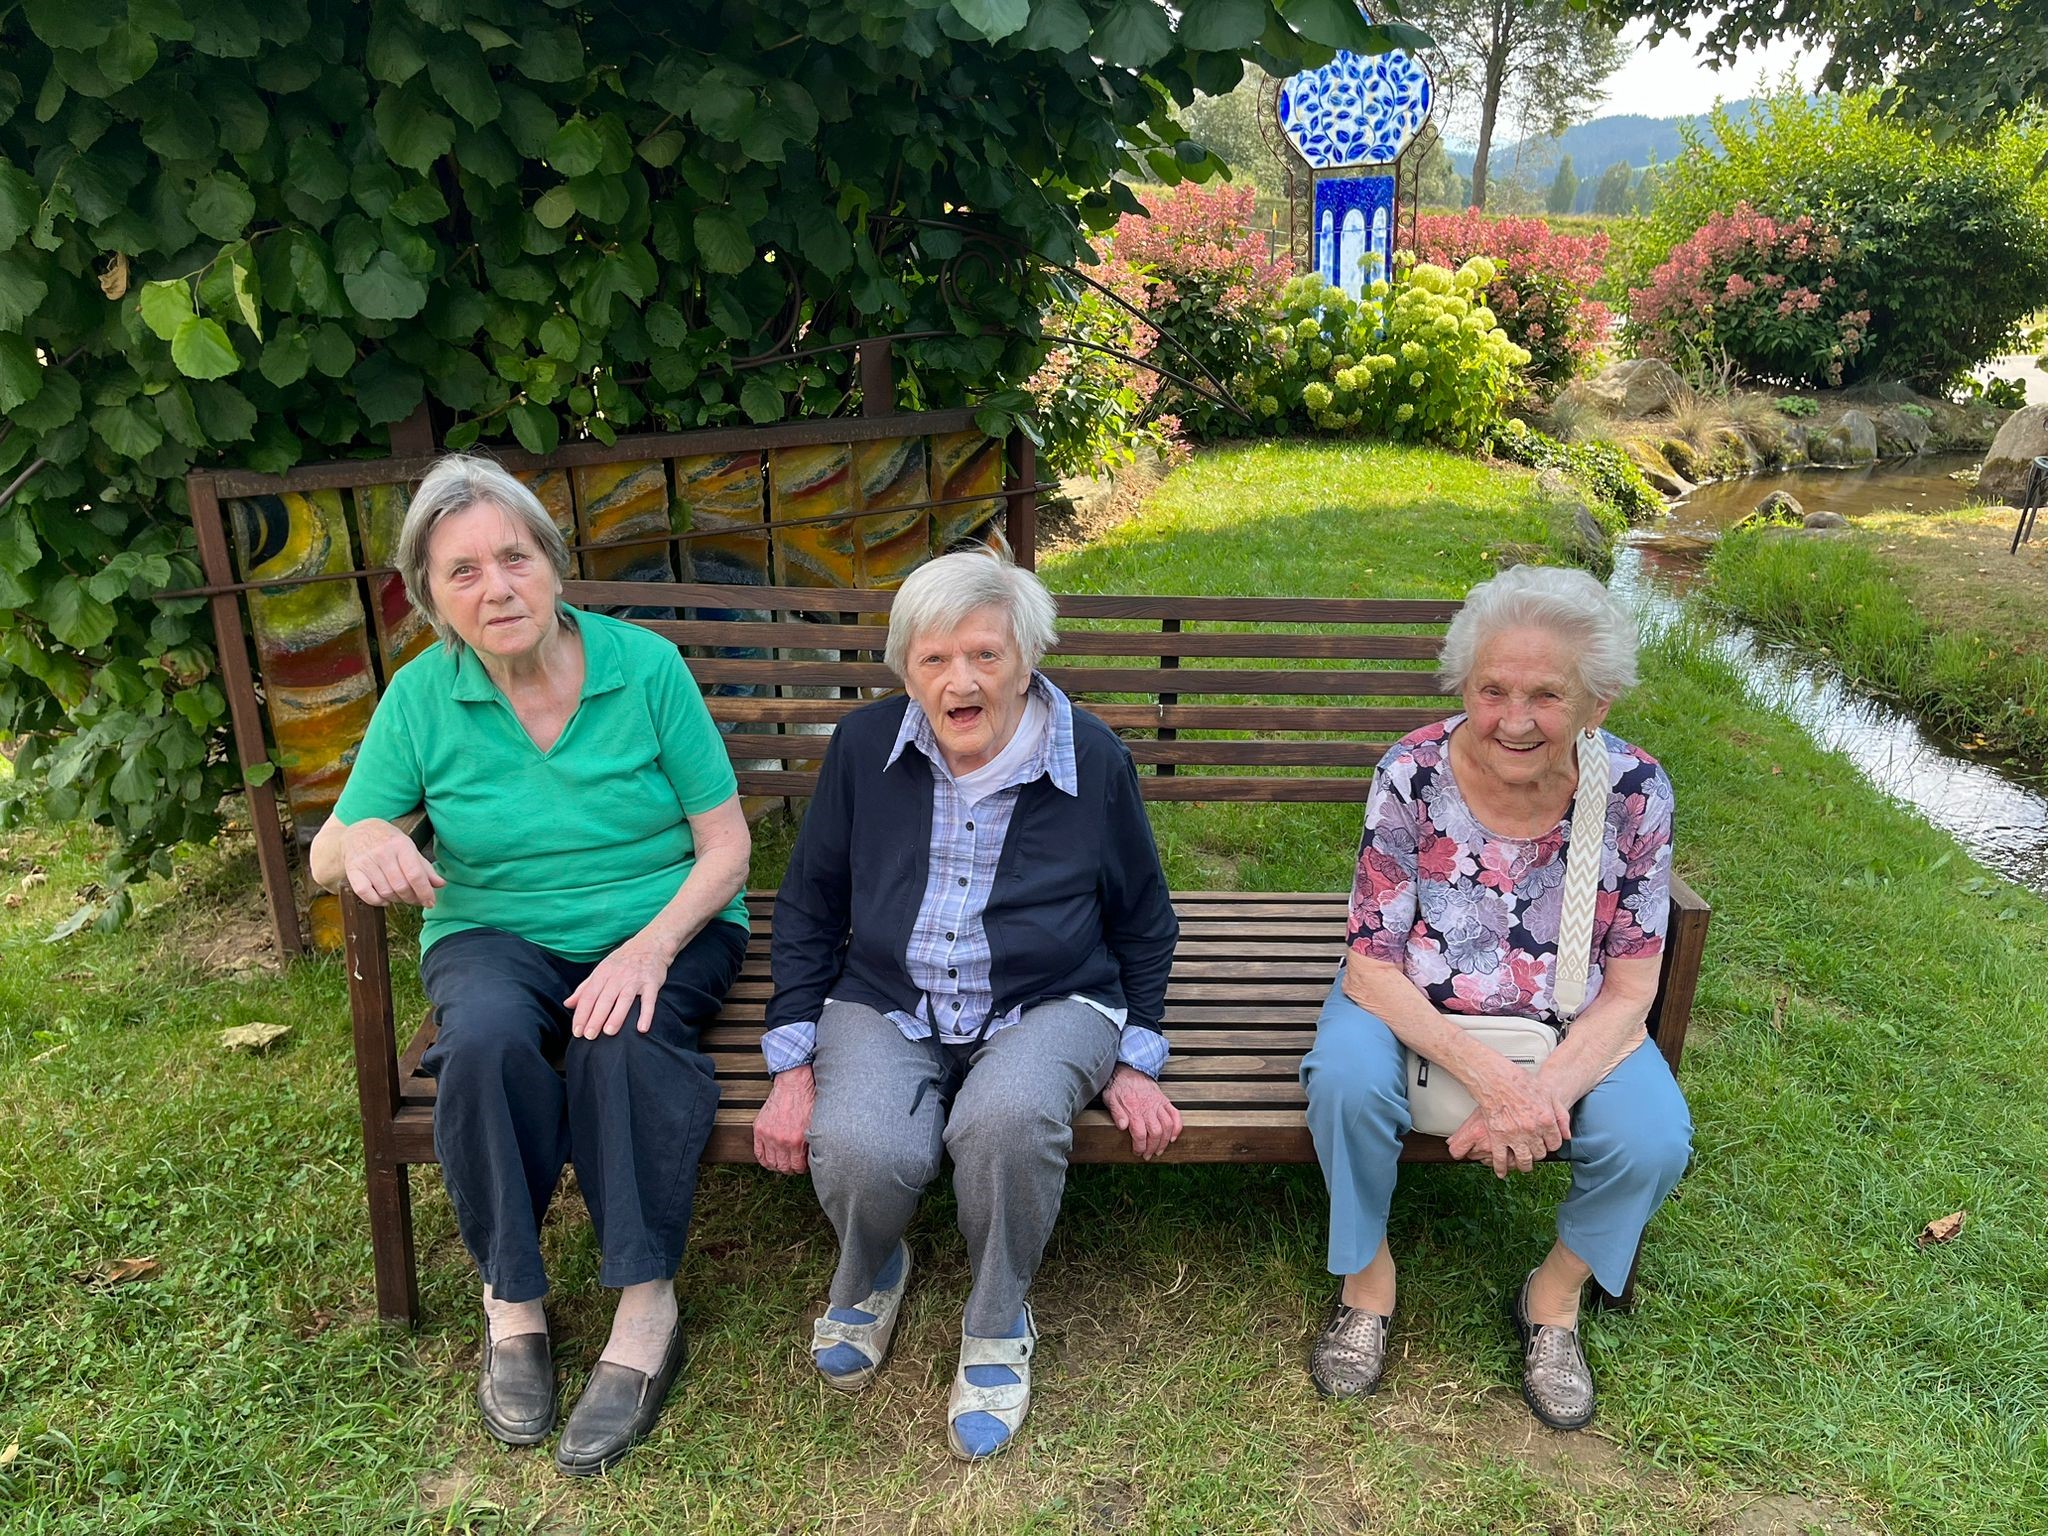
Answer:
[
  {"xmin": 553, "ymin": 1325, "xmax": 687, "ymax": 1477},
  {"xmin": 476, "ymin": 1327, "xmax": 556, "ymax": 1447}
]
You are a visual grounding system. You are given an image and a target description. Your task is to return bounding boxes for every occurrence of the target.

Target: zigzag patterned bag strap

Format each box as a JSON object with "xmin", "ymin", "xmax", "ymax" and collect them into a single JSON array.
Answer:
[{"xmin": 1549, "ymin": 728, "xmax": 1612, "ymax": 1022}]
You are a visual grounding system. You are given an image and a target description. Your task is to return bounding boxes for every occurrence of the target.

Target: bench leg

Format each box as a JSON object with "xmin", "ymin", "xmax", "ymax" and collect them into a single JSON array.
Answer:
[
  {"xmin": 367, "ymin": 1156, "xmax": 421, "ymax": 1329},
  {"xmin": 1588, "ymin": 1237, "xmax": 1641, "ymax": 1313}
]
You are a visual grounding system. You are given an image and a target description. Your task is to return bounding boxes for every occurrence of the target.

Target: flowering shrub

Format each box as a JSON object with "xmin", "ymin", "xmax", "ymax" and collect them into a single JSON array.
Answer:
[
  {"xmin": 1026, "ymin": 255, "xmax": 1182, "ymax": 479},
  {"xmin": 1621, "ymin": 92, "xmax": 2048, "ymax": 387},
  {"xmin": 1232, "ymin": 258, "xmax": 1530, "ymax": 448},
  {"xmin": 1414, "ymin": 212, "xmax": 1611, "ymax": 386},
  {"xmin": 1108, "ymin": 182, "xmax": 1293, "ymax": 437},
  {"xmin": 1625, "ymin": 204, "xmax": 1872, "ymax": 387}
]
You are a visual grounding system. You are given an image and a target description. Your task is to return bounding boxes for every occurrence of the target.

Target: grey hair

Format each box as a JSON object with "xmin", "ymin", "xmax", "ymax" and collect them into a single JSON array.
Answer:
[
  {"xmin": 883, "ymin": 550, "xmax": 1059, "ymax": 678},
  {"xmin": 1438, "ymin": 564, "xmax": 1640, "ymax": 703},
  {"xmin": 395, "ymin": 454, "xmax": 571, "ymax": 648}
]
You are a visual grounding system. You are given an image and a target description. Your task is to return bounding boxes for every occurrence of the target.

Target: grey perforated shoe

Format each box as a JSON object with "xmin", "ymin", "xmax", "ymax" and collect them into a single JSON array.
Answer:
[
  {"xmin": 1512, "ymin": 1274, "xmax": 1595, "ymax": 1430},
  {"xmin": 1308, "ymin": 1297, "xmax": 1392, "ymax": 1398}
]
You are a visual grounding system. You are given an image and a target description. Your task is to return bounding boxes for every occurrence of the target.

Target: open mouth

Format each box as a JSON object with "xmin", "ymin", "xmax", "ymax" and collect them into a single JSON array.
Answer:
[
  {"xmin": 945, "ymin": 705, "xmax": 984, "ymax": 730},
  {"xmin": 1498, "ymin": 740, "xmax": 1543, "ymax": 754}
]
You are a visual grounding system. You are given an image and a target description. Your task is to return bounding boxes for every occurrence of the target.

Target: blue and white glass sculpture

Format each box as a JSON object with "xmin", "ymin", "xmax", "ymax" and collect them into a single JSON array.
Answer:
[{"xmin": 1276, "ymin": 8, "xmax": 1434, "ymax": 300}]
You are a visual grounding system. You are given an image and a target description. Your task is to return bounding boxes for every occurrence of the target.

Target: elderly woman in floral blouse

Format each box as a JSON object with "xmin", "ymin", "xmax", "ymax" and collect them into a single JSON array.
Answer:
[{"xmin": 1301, "ymin": 564, "xmax": 1691, "ymax": 1431}]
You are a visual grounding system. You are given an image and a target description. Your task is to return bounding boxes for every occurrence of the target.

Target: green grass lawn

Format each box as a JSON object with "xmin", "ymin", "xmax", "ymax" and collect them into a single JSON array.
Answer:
[
  {"xmin": 1705, "ymin": 508, "xmax": 2048, "ymax": 765},
  {"xmin": 5, "ymin": 441, "xmax": 2046, "ymax": 1533}
]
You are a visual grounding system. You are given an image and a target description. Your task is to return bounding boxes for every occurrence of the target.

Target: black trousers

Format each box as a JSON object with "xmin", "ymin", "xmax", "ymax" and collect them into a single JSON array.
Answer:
[{"xmin": 419, "ymin": 921, "xmax": 747, "ymax": 1304}]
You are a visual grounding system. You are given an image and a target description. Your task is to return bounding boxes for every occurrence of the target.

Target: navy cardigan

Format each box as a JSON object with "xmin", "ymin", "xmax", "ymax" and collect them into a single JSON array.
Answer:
[{"xmin": 765, "ymin": 693, "xmax": 1179, "ymax": 1041}]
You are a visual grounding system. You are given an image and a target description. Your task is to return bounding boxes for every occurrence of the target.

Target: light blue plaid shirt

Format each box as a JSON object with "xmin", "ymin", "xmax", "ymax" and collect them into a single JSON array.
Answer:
[{"xmin": 759, "ymin": 674, "xmax": 1170, "ymax": 1079}]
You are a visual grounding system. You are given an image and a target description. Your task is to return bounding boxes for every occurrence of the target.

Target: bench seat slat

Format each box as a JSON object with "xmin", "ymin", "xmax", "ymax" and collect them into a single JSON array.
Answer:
[
  {"xmin": 690, "ymin": 657, "xmax": 1445, "ymax": 697},
  {"xmin": 709, "ymin": 701, "xmax": 1452, "ymax": 731}
]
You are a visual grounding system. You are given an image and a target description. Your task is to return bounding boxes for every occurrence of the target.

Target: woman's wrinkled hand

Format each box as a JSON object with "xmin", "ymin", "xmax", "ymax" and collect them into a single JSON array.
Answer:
[
  {"xmin": 1447, "ymin": 1061, "xmax": 1573, "ymax": 1178},
  {"xmin": 754, "ymin": 1065, "xmax": 816, "ymax": 1174},
  {"xmin": 340, "ymin": 819, "xmax": 445, "ymax": 909},
  {"xmin": 563, "ymin": 932, "xmax": 673, "ymax": 1040},
  {"xmin": 1103, "ymin": 1064, "xmax": 1183, "ymax": 1161}
]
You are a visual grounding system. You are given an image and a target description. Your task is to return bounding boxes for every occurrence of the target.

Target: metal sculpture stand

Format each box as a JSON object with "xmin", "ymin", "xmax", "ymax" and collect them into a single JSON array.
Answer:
[{"xmin": 2011, "ymin": 455, "xmax": 2048, "ymax": 553}]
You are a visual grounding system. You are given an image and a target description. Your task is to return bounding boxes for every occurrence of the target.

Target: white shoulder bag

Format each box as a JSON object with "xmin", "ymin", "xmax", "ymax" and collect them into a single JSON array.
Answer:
[{"xmin": 1404, "ymin": 729, "xmax": 1609, "ymax": 1138}]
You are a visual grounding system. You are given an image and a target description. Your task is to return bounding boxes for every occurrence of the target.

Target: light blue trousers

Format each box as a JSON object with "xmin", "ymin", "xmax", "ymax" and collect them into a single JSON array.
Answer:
[{"xmin": 1300, "ymin": 977, "xmax": 1693, "ymax": 1295}]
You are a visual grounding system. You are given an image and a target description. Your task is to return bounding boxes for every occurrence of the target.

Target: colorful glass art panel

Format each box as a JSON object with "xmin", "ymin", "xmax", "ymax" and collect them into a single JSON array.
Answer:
[
  {"xmin": 352, "ymin": 481, "xmax": 433, "ymax": 678},
  {"xmin": 673, "ymin": 453, "xmax": 769, "ymax": 590},
  {"xmin": 1314, "ymin": 174, "xmax": 1396, "ymax": 300},
  {"xmin": 571, "ymin": 461, "xmax": 674, "ymax": 588},
  {"xmin": 769, "ymin": 444, "xmax": 858, "ymax": 588},
  {"xmin": 229, "ymin": 489, "xmax": 380, "ymax": 948},
  {"xmin": 930, "ymin": 431, "xmax": 1004, "ymax": 552},
  {"xmin": 517, "ymin": 468, "xmax": 579, "ymax": 577},
  {"xmin": 853, "ymin": 435, "xmax": 930, "ymax": 592},
  {"xmin": 1277, "ymin": 14, "xmax": 1433, "ymax": 170}
]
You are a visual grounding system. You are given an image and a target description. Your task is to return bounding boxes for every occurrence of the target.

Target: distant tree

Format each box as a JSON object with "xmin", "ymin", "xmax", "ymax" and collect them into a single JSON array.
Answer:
[
  {"xmin": 1546, "ymin": 155, "xmax": 1580, "ymax": 213},
  {"xmin": 1404, "ymin": 0, "xmax": 1627, "ymax": 209},
  {"xmin": 1180, "ymin": 71, "xmax": 1290, "ymax": 193},
  {"xmin": 1593, "ymin": 160, "xmax": 1634, "ymax": 213},
  {"xmin": 1632, "ymin": 160, "xmax": 1666, "ymax": 213},
  {"xmin": 1412, "ymin": 136, "xmax": 1468, "ymax": 208},
  {"xmin": 1592, "ymin": 0, "xmax": 2048, "ymax": 133}
]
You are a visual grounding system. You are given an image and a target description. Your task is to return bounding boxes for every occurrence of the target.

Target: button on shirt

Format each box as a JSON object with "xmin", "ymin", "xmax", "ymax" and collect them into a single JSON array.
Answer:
[{"xmin": 759, "ymin": 674, "xmax": 1170, "ymax": 1078}]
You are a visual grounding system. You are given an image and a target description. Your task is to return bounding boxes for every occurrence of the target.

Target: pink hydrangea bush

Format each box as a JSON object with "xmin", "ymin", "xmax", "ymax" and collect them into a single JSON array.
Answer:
[
  {"xmin": 1027, "ymin": 251, "xmax": 1186, "ymax": 478},
  {"xmin": 1413, "ymin": 211, "xmax": 1611, "ymax": 386},
  {"xmin": 1107, "ymin": 182, "xmax": 1293, "ymax": 436},
  {"xmin": 1625, "ymin": 205, "xmax": 1871, "ymax": 387}
]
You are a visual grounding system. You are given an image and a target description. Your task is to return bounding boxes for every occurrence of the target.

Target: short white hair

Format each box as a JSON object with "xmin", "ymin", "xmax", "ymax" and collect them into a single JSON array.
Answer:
[
  {"xmin": 396, "ymin": 454, "xmax": 571, "ymax": 648},
  {"xmin": 1438, "ymin": 564, "xmax": 1639, "ymax": 703},
  {"xmin": 884, "ymin": 551, "xmax": 1058, "ymax": 678}
]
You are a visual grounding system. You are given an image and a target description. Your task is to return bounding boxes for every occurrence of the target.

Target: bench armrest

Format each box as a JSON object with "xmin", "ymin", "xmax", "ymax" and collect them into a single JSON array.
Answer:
[
  {"xmin": 1649, "ymin": 873, "xmax": 1710, "ymax": 1076},
  {"xmin": 338, "ymin": 812, "xmax": 433, "ymax": 1128}
]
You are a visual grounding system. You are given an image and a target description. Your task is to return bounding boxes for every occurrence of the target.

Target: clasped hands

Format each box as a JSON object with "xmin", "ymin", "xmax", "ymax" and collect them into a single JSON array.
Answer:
[
  {"xmin": 1445, "ymin": 1058, "xmax": 1574, "ymax": 1179},
  {"xmin": 338, "ymin": 817, "xmax": 670, "ymax": 1041}
]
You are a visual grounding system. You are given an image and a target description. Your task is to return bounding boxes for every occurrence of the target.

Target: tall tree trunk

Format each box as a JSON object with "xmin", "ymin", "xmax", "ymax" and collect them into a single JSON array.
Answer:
[{"xmin": 1470, "ymin": 42, "xmax": 1509, "ymax": 210}]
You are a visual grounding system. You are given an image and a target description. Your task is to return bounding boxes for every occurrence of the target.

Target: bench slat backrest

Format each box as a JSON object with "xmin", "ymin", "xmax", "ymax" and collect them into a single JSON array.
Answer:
[{"xmin": 560, "ymin": 579, "xmax": 1460, "ymax": 805}]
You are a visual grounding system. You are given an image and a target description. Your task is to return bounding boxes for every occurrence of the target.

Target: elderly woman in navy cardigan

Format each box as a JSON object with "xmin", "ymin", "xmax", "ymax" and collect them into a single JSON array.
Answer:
[{"xmin": 752, "ymin": 550, "xmax": 1182, "ymax": 1460}]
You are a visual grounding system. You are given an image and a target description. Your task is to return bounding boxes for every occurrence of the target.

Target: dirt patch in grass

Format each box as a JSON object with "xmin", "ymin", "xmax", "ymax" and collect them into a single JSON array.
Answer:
[{"xmin": 1862, "ymin": 505, "xmax": 2048, "ymax": 659}]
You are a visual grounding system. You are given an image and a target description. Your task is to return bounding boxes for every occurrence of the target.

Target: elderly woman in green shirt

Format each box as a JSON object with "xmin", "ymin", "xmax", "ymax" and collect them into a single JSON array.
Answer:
[{"xmin": 310, "ymin": 455, "xmax": 750, "ymax": 1477}]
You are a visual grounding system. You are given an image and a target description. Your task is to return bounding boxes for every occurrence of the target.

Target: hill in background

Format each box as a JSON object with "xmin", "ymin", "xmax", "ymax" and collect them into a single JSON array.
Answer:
[{"xmin": 1448, "ymin": 100, "xmax": 1779, "ymax": 213}]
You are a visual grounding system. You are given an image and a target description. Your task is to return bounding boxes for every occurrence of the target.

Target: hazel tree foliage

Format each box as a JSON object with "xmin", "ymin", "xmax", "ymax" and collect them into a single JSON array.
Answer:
[{"xmin": 0, "ymin": 0, "xmax": 1424, "ymax": 919}]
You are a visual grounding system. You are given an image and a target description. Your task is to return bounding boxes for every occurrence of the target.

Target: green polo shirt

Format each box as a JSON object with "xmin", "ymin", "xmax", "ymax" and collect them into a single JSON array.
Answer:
[{"xmin": 332, "ymin": 606, "xmax": 746, "ymax": 959}]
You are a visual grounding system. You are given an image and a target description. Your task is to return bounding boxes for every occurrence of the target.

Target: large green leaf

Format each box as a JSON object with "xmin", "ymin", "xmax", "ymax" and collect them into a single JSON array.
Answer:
[
  {"xmin": 11, "ymin": 367, "xmax": 79, "ymax": 431},
  {"xmin": 690, "ymin": 69, "xmax": 756, "ymax": 142},
  {"xmin": 139, "ymin": 282, "xmax": 194, "ymax": 346},
  {"xmin": 343, "ymin": 250, "xmax": 429, "ymax": 320},
  {"xmin": 693, "ymin": 207, "xmax": 754, "ymax": 274},
  {"xmin": 286, "ymin": 137, "xmax": 349, "ymax": 205},
  {"xmin": 547, "ymin": 116, "xmax": 604, "ymax": 177},
  {"xmin": 1093, "ymin": 0, "xmax": 1177, "ymax": 67},
  {"xmin": 507, "ymin": 400, "xmax": 559, "ymax": 453},
  {"xmin": 91, "ymin": 398, "xmax": 164, "ymax": 458},
  {"xmin": 37, "ymin": 575, "xmax": 117, "ymax": 650},
  {"xmin": 738, "ymin": 373, "xmax": 783, "ymax": 424},
  {"xmin": 258, "ymin": 325, "xmax": 310, "ymax": 386},
  {"xmin": 187, "ymin": 171, "xmax": 255, "ymax": 240},
  {"xmin": 374, "ymin": 84, "xmax": 456, "ymax": 173},
  {"xmin": 1178, "ymin": 0, "xmax": 1267, "ymax": 51},
  {"xmin": 1279, "ymin": 0, "xmax": 1392, "ymax": 52},
  {"xmin": 0, "ymin": 333, "xmax": 42, "ymax": 411},
  {"xmin": 946, "ymin": 0, "xmax": 1030, "ymax": 44},
  {"xmin": 169, "ymin": 314, "xmax": 240, "ymax": 379},
  {"xmin": 0, "ymin": 165, "xmax": 39, "ymax": 249},
  {"xmin": 428, "ymin": 35, "xmax": 500, "ymax": 127},
  {"xmin": 0, "ymin": 252, "xmax": 49, "ymax": 330},
  {"xmin": 352, "ymin": 349, "xmax": 424, "ymax": 424},
  {"xmin": 21, "ymin": 0, "xmax": 118, "ymax": 52},
  {"xmin": 1018, "ymin": 0, "xmax": 1091, "ymax": 50},
  {"xmin": 515, "ymin": 24, "xmax": 583, "ymax": 83}
]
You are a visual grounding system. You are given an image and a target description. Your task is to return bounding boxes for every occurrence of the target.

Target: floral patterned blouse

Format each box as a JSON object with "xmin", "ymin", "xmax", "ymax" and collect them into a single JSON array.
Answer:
[{"xmin": 1346, "ymin": 715, "xmax": 1674, "ymax": 1021}]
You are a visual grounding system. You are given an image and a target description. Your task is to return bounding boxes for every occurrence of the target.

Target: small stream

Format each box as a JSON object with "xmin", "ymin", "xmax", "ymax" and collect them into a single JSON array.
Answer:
[{"xmin": 1613, "ymin": 455, "xmax": 2048, "ymax": 896}]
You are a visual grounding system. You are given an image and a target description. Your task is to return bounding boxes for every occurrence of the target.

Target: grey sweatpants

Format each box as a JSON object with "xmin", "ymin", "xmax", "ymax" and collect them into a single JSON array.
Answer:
[{"xmin": 807, "ymin": 997, "xmax": 1120, "ymax": 1335}]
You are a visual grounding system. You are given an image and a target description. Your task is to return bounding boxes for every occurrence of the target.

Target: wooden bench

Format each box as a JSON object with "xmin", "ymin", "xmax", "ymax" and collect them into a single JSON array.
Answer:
[{"xmin": 341, "ymin": 580, "xmax": 1710, "ymax": 1328}]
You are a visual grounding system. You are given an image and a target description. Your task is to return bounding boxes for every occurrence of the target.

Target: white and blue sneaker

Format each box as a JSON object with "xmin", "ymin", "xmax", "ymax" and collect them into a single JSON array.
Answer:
[
  {"xmin": 809, "ymin": 1242, "xmax": 911, "ymax": 1392},
  {"xmin": 946, "ymin": 1304, "xmax": 1037, "ymax": 1461}
]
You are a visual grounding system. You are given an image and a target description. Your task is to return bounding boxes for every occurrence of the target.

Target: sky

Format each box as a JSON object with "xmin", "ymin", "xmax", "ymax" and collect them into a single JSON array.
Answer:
[{"xmin": 1596, "ymin": 20, "xmax": 1815, "ymax": 119}]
